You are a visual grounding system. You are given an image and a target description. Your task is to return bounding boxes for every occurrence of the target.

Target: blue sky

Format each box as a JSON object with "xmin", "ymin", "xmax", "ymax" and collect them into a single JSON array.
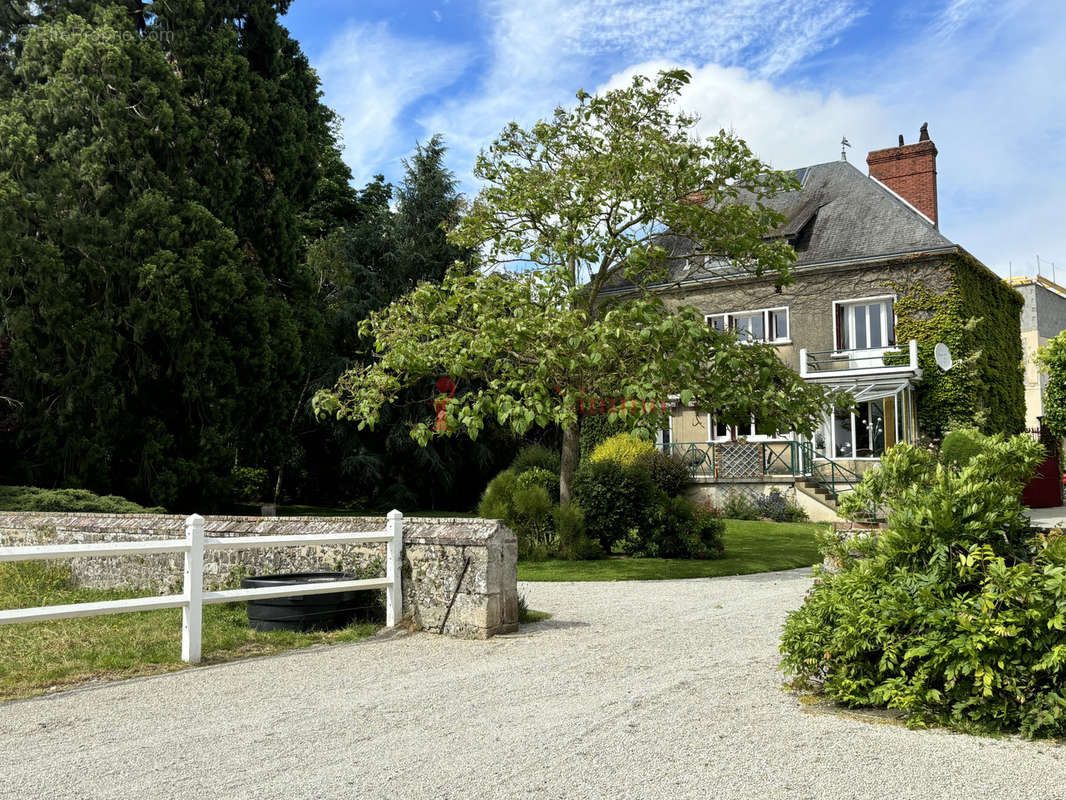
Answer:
[{"xmin": 281, "ymin": 0, "xmax": 1065, "ymax": 279}]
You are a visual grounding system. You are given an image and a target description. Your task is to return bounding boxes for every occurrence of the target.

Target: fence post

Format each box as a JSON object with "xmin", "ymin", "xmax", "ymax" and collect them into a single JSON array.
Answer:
[
  {"xmin": 181, "ymin": 514, "xmax": 204, "ymax": 664},
  {"xmin": 386, "ymin": 510, "xmax": 403, "ymax": 627}
]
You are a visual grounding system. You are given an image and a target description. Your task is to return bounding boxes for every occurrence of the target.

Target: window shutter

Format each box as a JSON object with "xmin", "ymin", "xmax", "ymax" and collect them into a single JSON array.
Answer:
[
  {"xmin": 835, "ymin": 304, "xmax": 846, "ymax": 349},
  {"xmin": 886, "ymin": 300, "xmax": 896, "ymax": 345}
]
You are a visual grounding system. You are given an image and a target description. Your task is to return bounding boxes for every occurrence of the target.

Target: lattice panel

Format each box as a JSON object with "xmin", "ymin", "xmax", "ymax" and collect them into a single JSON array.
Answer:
[{"xmin": 715, "ymin": 443, "xmax": 762, "ymax": 478}]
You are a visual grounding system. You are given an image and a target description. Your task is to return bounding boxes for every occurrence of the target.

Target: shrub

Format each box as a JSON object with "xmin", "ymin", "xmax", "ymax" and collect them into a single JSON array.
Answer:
[
  {"xmin": 839, "ymin": 436, "xmax": 1041, "ymax": 528},
  {"xmin": 940, "ymin": 427, "xmax": 987, "ymax": 469},
  {"xmin": 510, "ymin": 445, "xmax": 561, "ymax": 476},
  {"xmin": 642, "ymin": 449, "xmax": 691, "ymax": 498},
  {"xmin": 515, "ymin": 466, "xmax": 559, "ymax": 503},
  {"xmin": 781, "ymin": 433, "xmax": 1065, "ymax": 739},
  {"xmin": 478, "ymin": 470, "xmax": 519, "ymax": 521},
  {"xmin": 579, "ymin": 416, "xmax": 631, "ymax": 459},
  {"xmin": 589, "ymin": 433, "xmax": 656, "ymax": 468},
  {"xmin": 619, "ymin": 496, "xmax": 724, "ymax": 559},
  {"xmin": 722, "ymin": 490, "xmax": 759, "ymax": 520},
  {"xmin": 572, "ymin": 460, "xmax": 659, "ymax": 551},
  {"xmin": 750, "ymin": 489, "xmax": 809, "ymax": 523},
  {"xmin": 552, "ymin": 503, "xmax": 602, "ymax": 560},
  {"xmin": 0, "ymin": 486, "xmax": 164, "ymax": 514},
  {"xmin": 477, "ymin": 470, "xmax": 555, "ymax": 559}
]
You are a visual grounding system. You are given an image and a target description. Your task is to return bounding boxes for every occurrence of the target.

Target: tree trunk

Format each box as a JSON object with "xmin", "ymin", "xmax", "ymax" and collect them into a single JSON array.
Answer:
[{"xmin": 560, "ymin": 420, "xmax": 580, "ymax": 506}]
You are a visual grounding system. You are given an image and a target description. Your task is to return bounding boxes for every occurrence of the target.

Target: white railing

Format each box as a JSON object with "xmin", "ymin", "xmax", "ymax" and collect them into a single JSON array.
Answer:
[{"xmin": 0, "ymin": 510, "xmax": 404, "ymax": 664}]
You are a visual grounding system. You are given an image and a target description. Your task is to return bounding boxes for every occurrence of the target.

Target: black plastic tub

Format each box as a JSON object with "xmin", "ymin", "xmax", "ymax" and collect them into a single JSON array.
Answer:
[{"xmin": 241, "ymin": 572, "xmax": 375, "ymax": 632}]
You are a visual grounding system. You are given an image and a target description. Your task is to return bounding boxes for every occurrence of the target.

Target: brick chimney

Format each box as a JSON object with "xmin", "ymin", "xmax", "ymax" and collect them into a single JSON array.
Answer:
[{"xmin": 866, "ymin": 122, "xmax": 938, "ymax": 227}]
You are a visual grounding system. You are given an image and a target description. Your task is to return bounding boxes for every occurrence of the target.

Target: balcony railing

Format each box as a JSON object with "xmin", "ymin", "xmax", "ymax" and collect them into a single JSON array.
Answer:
[
  {"xmin": 799, "ymin": 339, "xmax": 920, "ymax": 379},
  {"xmin": 660, "ymin": 441, "xmax": 860, "ymax": 498}
]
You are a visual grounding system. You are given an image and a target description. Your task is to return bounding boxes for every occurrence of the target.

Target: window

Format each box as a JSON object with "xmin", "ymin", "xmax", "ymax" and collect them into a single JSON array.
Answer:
[
  {"xmin": 706, "ymin": 314, "xmax": 727, "ymax": 333},
  {"xmin": 710, "ymin": 416, "xmax": 785, "ymax": 442},
  {"xmin": 835, "ymin": 297, "xmax": 895, "ymax": 350},
  {"xmin": 824, "ymin": 400, "xmax": 887, "ymax": 459},
  {"xmin": 656, "ymin": 419, "xmax": 672, "ymax": 447},
  {"xmin": 705, "ymin": 307, "xmax": 790, "ymax": 343}
]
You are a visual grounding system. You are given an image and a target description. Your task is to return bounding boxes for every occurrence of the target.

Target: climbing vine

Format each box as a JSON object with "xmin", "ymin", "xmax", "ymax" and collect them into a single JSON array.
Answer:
[{"xmin": 886, "ymin": 253, "xmax": 1024, "ymax": 438}]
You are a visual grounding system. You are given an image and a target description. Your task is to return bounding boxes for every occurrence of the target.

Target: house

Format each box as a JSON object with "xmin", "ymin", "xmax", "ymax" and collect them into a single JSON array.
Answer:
[
  {"xmin": 1007, "ymin": 275, "xmax": 1066, "ymax": 430},
  {"xmin": 636, "ymin": 125, "xmax": 1025, "ymax": 515}
]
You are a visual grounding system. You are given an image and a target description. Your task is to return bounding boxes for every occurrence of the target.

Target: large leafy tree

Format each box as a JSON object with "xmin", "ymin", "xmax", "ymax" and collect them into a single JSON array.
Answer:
[
  {"xmin": 318, "ymin": 70, "xmax": 837, "ymax": 503},
  {"xmin": 0, "ymin": 1, "xmax": 340, "ymax": 507}
]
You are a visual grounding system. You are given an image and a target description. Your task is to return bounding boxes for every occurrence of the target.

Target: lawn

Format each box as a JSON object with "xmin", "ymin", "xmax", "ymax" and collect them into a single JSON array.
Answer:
[
  {"xmin": 0, "ymin": 563, "xmax": 380, "ymax": 702},
  {"xmin": 517, "ymin": 519, "xmax": 825, "ymax": 581}
]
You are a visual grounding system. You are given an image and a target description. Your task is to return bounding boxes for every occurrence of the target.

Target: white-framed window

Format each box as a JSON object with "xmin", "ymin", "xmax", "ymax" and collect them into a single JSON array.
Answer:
[
  {"xmin": 705, "ymin": 307, "xmax": 789, "ymax": 343},
  {"xmin": 708, "ymin": 414, "xmax": 787, "ymax": 442},
  {"xmin": 656, "ymin": 418, "xmax": 672, "ymax": 447},
  {"xmin": 817, "ymin": 399, "xmax": 888, "ymax": 459},
  {"xmin": 834, "ymin": 296, "xmax": 895, "ymax": 351}
]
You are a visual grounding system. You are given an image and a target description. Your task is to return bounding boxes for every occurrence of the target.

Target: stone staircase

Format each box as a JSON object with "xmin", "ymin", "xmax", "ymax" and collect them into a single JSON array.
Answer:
[{"xmin": 796, "ymin": 479, "xmax": 840, "ymax": 515}]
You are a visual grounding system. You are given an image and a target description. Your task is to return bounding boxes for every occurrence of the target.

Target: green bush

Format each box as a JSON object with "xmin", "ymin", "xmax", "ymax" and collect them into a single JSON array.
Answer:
[
  {"xmin": 722, "ymin": 490, "xmax": 759, "ymax": 520},
  {"xmin": 589, "ymin": 433, "xmax": 657, "ymax": 468},
  {"xmin": 838, "ymin": 443, "xmax": 938, "ymax": 522},
  {"xmin": 572, "ymin": 460, "xmax": 659, "ymax": 551},
  {"xmin": 510, "ymin": 445, "xmax": 561, "ymax": 476},
  {"xmin": 619, "ymin": 496, "xmax": 724, "ymax": 559},
  {"xmin": 516, "ymin": 466, "xmax": 559, "ymax": 503},
  {"xmin": 642, "ymin": 449, "xmax": 691, "ymax": 498},
  {"xmin": 940, "ymin": 427, "xmax": 987, "ymax": 469},
  {"xmin": 780, "ymin": 433, "xmax": 1066, "ymax": 738},
  {"xmin": 552, "ymin": 503, "xmax": 602, "ymax": 560},
  {"xmin": 478, "ymin": 470, "xmax": 519, "ymax": 521},
  {"xmin": 0, "ymin": 486, "xmax": 164, "ymax": 514},
  {"xmin": 477, "ymin": 470, "xmax": 555, "ymax": 559}
]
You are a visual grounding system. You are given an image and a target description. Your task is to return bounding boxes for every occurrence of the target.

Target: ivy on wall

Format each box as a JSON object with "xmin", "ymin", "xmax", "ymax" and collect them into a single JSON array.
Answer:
[{"xmin": 887, "ymin": 253, "xmax": 1024, "ymax": 438}]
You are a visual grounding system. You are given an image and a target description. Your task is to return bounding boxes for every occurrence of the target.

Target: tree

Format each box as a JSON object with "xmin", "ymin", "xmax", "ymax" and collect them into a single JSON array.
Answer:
[
  {"xmin": 0, "ymin": 2, "xmax": 343, "ymax": 507},
  {"xmin": 393, "ymin": 134, "xmax": 469, "ymax": 289},
  {"xmin": 1037, "ymin": 331, "xmax": 1066, "ymax": 438},
  {"xmin": 319, "ymin": 70, "xmax": 838, "ymax": 504}
]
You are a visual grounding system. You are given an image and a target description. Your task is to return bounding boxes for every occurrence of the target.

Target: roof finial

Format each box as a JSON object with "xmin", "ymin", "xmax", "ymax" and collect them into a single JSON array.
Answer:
[
  {"xmin": 898, "ymin": 134, "xmax": 904, "ymax": 146},
  {"xmin": 919, "ymin": 122, "xmax": 930, "ymax": 141},
  {"xmin": 841, "ymin": 135, "xmax": 851, "ymax": 161}
]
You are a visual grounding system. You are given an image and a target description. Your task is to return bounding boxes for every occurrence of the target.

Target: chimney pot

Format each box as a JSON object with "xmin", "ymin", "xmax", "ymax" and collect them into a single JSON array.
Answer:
[{"xmin": 866, "ymin": 123, "xmax": 939, "ymax": 227}]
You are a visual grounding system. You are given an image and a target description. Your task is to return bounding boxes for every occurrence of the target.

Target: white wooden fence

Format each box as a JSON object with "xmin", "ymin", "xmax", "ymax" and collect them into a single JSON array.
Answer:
[{"xmin": 0, "ymin": 510, "xmax": 403, "ymax": 664}]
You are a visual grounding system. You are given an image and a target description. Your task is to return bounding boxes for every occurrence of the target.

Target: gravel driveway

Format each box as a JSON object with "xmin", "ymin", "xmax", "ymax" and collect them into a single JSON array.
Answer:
[{"xmin": 1, "ymin": 568, "xmax": 1063, "ymax": 799}]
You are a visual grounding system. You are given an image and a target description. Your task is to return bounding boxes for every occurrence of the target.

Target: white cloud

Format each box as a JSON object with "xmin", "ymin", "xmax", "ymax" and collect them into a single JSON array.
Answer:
[
  {"xmin": 316, "ymin": 22, "xmax": 471, "ymax": 181},
  {"xmin": 599, "ymin": 60, "xmax": 893, "ymax": 171},
  {"xmin": 415, "ymin": 0, "xmax": 862, "ymax": 191}
]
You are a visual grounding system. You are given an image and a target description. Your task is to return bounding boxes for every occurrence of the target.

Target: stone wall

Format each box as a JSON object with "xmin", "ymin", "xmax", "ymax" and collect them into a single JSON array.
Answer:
[{"xmin": 0, "ymin": 513, "xmax": 517, "ymax": 639}]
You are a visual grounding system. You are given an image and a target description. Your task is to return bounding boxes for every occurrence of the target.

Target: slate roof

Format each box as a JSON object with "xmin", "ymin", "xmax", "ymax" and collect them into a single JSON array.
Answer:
[{"xmin": 649, "ymin": 159, "xmax": 957, "ymax": 287}]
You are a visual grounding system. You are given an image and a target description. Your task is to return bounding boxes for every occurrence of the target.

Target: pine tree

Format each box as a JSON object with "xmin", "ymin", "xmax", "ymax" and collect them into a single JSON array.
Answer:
[{"xmin": 393, "ymin": 135, "xmax": 469, "ymax": 288}]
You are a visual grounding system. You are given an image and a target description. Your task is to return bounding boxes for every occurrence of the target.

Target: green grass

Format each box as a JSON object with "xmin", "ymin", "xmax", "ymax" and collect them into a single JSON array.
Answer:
[
  {"xmin": 517, "ymin": 519, "xmax": 825, "ymax": 581},
  {"xmin": 0, "ymin": 563, "xmax": 379, "ymax": 701}
]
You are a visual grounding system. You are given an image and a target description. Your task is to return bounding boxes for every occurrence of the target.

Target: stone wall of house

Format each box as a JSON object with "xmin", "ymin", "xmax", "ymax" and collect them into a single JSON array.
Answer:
[
  {"xmin": 658, "ymin": 254, "xmax": 953, "ymax": 372},
  {"xmin": 0, "ymin": 513, "xmax": 517, "ymax": 639}
]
